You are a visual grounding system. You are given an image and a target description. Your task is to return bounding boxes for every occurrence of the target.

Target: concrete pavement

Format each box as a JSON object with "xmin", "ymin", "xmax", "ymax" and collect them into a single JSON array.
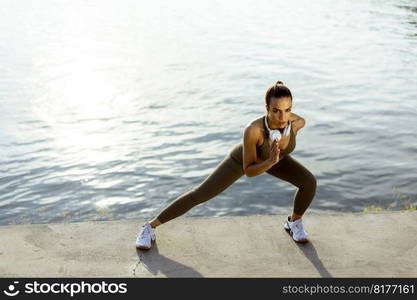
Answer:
[{"xmin": 0, "ymin": 211, "xmax": 416, "ymax": 277}]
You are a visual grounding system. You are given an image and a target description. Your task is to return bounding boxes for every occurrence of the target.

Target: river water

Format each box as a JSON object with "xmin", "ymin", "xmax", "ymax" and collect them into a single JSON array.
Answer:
[{"xmin": 1, "ymin": 0, "xmax": 416, "ymax": 225}]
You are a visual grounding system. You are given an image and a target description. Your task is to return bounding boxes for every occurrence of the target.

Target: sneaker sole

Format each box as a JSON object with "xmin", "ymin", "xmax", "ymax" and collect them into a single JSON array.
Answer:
[
  {"xmin": 136, "ymin": 238, "xmax": 156, "ymax": 250},
  {"xmin": 136, "ymin": 245, "xmax": 151, "ymax": 250},
  {"xmin": 284, "ymin": 221, "xmax": 309, "ymax": 243}
]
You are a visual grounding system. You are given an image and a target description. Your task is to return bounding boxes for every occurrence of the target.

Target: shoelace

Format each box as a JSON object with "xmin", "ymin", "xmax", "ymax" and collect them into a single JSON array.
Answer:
[
  {"xmin": 140, "ymin": 225, "xmax": 150, "ymax": 238},
  {"xmin": 144, "ymin": 225, "xmax": 156, "ymax": 238},
  {"xmin": 293, "ymin": 222, "xmax": 304, "ymax": 233}
]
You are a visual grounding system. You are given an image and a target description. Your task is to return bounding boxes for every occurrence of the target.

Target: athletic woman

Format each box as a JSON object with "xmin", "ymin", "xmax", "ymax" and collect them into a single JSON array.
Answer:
[{"xmin": 136, "ymin": 81, "xmax": 317, "ymax": 249}]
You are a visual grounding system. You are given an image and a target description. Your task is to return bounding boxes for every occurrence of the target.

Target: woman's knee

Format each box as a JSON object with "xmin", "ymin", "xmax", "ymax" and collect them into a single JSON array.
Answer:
[
  {"xmin": 298, "ymin": 172, "xmax": 317, "ymax": 191},
  {"xmin": 310, "ymin": 174, "xmax": 317, "ymax": 192}
]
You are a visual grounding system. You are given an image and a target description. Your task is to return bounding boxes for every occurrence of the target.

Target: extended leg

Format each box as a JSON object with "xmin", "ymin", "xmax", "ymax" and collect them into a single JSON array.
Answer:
[{"xmin": 155, "ymin": 154, "xmax": 244, "ymax": 225}]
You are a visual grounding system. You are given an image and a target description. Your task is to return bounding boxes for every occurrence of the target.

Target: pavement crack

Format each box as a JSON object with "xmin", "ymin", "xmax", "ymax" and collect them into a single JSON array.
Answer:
[{"xmin": 132, "ymin": 253, "xmax": 144, "ymax": 277}]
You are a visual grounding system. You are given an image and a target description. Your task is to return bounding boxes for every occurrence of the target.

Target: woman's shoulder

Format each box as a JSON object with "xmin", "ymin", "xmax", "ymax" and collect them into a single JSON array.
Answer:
[
  {"xmin": 246, "ymin": 115, "xmax": 265, "ymax": 129},
  {"xmin": 245, "ymin": 116, "xmax": 266, "ymax": 136},
  {"xmin": 244, "ymin": 116, "xmax": 265, "ymax": 147}
]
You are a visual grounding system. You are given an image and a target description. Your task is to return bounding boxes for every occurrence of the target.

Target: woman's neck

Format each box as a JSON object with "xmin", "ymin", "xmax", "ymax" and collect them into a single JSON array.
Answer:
[{"xmin": 266, "ymin": 116, "xmax": 284, "ymax": 131}]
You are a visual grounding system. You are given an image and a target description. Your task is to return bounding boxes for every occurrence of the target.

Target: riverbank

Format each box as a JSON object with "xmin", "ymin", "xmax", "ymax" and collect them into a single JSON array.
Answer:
[{"xmin": 0, "ymin": 211, "xmax": 416, "ymax": 277}]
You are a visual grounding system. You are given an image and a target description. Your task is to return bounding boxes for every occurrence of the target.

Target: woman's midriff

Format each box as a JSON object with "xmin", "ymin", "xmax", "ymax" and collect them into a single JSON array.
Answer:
[{"xmin": 229, "ymin": 127, "xmax": 296, "ymax": 166}]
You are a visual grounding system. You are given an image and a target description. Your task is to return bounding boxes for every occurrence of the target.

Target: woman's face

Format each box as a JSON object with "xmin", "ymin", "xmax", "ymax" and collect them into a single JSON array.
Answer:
[{"xmin": 266, "ymin": 96, "xmax": 292, "ymax": 128}]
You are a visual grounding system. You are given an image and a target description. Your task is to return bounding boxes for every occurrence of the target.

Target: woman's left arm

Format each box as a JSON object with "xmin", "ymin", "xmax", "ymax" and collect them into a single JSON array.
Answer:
[{"xmin": 290, "ymin": 113, "xmax": 306, "ymax": 135}]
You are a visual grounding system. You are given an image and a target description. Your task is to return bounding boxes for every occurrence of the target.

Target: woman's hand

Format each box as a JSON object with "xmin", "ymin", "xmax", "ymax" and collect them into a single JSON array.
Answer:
[{"xmin": 268, "ymin": 139, "xmax": 280, "ymax": 164}]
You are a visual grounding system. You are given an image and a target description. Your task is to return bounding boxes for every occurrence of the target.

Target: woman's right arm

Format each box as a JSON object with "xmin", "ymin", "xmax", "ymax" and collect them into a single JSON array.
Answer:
[{"xmin": 242, "ymin": 126, "xmax": 276, "ymax": 177}]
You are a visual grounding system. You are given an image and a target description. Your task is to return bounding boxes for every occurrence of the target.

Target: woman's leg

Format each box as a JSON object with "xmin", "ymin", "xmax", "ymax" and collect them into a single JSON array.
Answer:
[
  {"xmin": 154, "ymin": 154, "xmax": 244, "ymax": 226},
  {"xmin": 266, "ymin": 155, "xmax": 317, "ymax": 219}
]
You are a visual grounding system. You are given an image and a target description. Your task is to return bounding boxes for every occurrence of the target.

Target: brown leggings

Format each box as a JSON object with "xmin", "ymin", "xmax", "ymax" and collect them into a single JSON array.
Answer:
[{"xmin": 156, "ymin": 152, "xmax": 317, "ymax": 225}]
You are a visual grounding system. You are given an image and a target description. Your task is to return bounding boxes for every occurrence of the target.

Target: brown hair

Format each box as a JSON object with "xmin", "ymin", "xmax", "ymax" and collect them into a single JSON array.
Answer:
[{"xmin": 264, "ymin": 81, "xmax": 293, "ymax": 107}]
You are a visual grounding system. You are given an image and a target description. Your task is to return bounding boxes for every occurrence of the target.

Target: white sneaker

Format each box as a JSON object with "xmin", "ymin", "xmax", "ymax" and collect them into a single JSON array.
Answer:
[
  {"xmin": 135, "ymin": 222, "xmax": 156, "ymax": 250},
  {"xmin": 283, "ymin": 216, "xmax": 309, "ymax": 243}
]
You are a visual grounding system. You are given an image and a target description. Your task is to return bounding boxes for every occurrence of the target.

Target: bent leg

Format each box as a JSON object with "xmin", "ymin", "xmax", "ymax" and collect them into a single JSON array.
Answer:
[
  {"xmin": 156, "ymin": 154, "xmax": 244, "ymax": 225},
  {"xmin": 266, "ymin": 155, "xmax": 317, "ymax": 216}
]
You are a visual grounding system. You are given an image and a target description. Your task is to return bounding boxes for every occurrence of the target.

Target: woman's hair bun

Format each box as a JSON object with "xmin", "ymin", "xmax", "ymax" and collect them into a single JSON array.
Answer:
[{"xmin": 276, "ymin": 80, "xmax": 284, "ymax": 85}]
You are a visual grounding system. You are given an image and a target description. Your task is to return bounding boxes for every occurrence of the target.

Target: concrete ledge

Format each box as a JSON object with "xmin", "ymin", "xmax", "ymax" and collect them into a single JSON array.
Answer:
[{"xmin": 0, "ymin": 211, "xmax": 416, "ymax": 277}]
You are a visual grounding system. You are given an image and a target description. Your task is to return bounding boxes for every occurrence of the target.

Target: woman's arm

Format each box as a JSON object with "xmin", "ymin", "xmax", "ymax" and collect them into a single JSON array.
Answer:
[
  {"xmin": 242, "ymin": 125, "xmax": 275, "ymax": 177},
  {"xmin": 245, "ymin": 159, "xmax": 275, "ymax": 177},
  {"xmin": 290, "ymin": 113, "xmax": 306, "ymax": 134}
]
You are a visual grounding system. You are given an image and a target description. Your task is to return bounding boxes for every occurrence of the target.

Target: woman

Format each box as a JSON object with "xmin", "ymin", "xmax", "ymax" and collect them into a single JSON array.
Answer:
[{"xmin": 136, "ymin": 81, "xmax": 317, "ymax": 249}]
